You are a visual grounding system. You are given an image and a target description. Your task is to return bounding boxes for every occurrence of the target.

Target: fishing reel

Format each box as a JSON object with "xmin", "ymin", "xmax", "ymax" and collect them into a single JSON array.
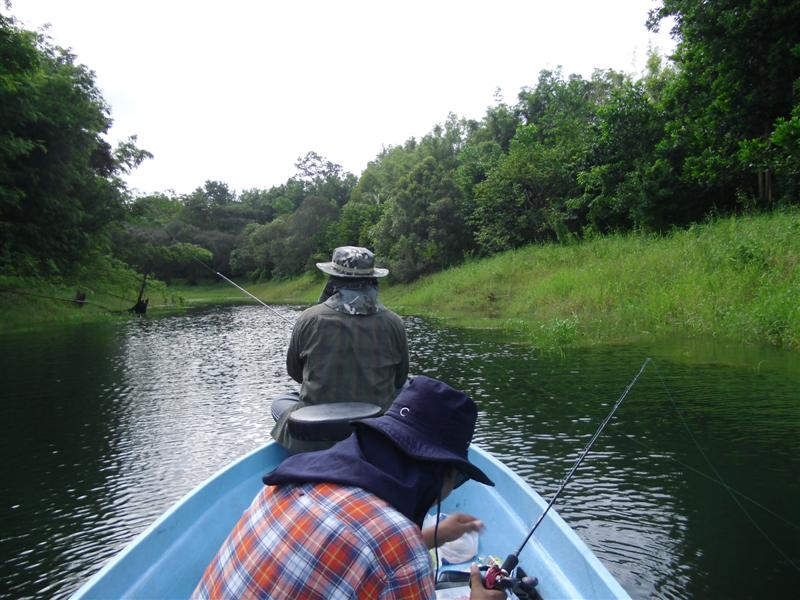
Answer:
[
  {"xmin": 482, "ymin": 557, "xmax": 540, "ymax": 599},
  {"xmin": 435, "ymin": 557, "xmax": 540, "ymax": 600}
]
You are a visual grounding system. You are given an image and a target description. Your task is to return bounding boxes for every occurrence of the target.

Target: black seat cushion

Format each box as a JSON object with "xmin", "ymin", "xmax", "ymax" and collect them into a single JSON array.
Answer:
[{"xmin": 288, "ymin": 402, "xmax": 382, "ymax": 442}]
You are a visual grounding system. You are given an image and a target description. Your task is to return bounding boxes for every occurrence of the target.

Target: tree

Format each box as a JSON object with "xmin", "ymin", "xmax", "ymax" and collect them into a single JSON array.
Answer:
[
  {"xmin": 648, "ymin": 0, "xmax": 800, "ymax": 206},
  {"xmin": 471, "ymin": 124, "xmax": 576, "ymax": 252},
  {"xmin": 292, "ymin": 151, "xmax": 357, "ymax": 207},
  {"xmin": 574, "ymin": 80, "xmax": 668, "ymax": 232},
  {"xmin": 234, "ymin": 195, "xmax": 340, "ymax": 278},
  {"xmin": 0, "ymin": 13, "xmax": 151, "ymax": 274},
  {"xmin": 326, "ymin": 199, "xmax": 382, "ymax": 250},
  {"xmin": 239, "ymin": 186, "xmax": 295, "ymax": 224},
  {"xmin": 471, "ymin": 70, "xmax": 624, "ymax": 252},
  {"xmin": 370, "ymin": 119, "xmax": 474, "ymax": 281},
  {"xmin": 112, "ymin": 194, "xmax": 213, "ymax": 283}
]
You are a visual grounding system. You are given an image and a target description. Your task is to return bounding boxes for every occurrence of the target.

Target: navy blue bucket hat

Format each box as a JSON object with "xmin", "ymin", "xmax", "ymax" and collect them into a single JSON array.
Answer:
[{"xmin": 354, "ymin": 376, "xmax": 494, "ymax": 487}]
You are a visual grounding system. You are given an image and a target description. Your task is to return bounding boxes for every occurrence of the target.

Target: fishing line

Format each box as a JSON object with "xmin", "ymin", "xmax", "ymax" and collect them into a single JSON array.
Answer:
[
  {"xmin": 620, "ymin": 434, "xmax": 800, "ymax": 533},
  {"xmin": 0, "ymin": 288, "xmax": 117, "ymax": 312},
  {"xmin": 651, "ymin": 361, "xmax": 800, "ymax": 573}
]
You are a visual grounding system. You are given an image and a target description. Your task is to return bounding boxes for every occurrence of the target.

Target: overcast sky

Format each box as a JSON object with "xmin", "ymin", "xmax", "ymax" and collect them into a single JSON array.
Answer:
[{"xmin": 12, "ymin": 1, "xmax": 676, "ymax": 197}]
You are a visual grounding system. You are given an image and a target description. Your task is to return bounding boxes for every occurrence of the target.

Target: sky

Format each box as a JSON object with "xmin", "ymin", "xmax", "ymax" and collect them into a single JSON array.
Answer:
[{"xmin": 11, "ymin": 1, "xmax": 676, "ymax": 197}]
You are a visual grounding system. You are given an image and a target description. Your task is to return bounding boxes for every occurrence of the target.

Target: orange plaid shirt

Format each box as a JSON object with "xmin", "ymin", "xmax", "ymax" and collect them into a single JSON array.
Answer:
[{"xmin": 193, "ymin": 482, "xmax": 435, "ymax": 599}]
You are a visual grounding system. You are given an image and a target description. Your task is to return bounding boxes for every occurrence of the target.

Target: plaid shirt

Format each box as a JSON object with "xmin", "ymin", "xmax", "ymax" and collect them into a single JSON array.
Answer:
[{"xmin": 193, "ymin": 482, "xmax": 435, "ymax": 599}]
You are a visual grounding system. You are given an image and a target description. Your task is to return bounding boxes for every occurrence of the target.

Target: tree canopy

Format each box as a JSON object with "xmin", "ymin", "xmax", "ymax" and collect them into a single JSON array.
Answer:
[
  {"xmin": 3, "ymin": 1, "xmax": 799, "ymax": 285},
  {"xmin": 0, "ymin": 13, "xmax": 150, "ymax": 274}
]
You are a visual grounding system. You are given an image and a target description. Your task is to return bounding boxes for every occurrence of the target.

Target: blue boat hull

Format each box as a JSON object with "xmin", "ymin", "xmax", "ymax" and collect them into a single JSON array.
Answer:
[{"xmin": 72, "ymin": 442, "xmax": 630, "ymax": 599}]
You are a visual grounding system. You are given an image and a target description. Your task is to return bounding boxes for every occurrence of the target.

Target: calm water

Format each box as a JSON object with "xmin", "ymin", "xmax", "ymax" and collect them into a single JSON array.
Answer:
[{"xmin": 1, "ymin": 305, "xmax": 798, "ymax": 599}]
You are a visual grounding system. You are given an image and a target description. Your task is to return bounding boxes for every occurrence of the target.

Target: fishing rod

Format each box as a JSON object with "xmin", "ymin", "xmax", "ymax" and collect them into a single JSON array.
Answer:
[
  {"xmin": 167, "ymin": 232, "xmax": 295, "ymax": 326},
  {"xmin": 212, "ymin": 270, "xmax": 295, "ymax": 326},
  {"xmin": 486, "ymin": 357, "xmax": 651, "ymax": 590}
]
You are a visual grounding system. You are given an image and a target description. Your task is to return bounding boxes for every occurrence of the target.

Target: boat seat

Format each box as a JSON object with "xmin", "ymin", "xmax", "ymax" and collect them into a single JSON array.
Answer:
[{"xmin": 288, "ymin": 402, "xmax": 382, "ymax": 442}]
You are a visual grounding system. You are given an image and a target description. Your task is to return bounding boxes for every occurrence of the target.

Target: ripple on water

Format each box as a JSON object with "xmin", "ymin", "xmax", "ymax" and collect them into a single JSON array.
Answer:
[{"xmin": 2, "ymin": 309, "xmax": 799, "ymax": 600}]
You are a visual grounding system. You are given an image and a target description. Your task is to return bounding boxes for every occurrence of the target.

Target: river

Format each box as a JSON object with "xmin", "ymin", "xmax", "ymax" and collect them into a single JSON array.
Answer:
[{"xmin": 1, "ymin": 305, "xmax": 798, "ymax": 599}]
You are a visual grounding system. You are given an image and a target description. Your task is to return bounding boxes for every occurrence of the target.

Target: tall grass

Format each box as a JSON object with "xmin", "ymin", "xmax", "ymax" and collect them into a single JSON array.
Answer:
[{"xmin": 381, "ymin": 209, "xmax": 800, "ymax": 350}]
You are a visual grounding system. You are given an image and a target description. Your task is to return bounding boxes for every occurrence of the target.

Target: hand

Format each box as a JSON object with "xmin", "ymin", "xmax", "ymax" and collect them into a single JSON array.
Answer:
[
  {"xmin": 421, "ymin": 512, "xmax": 484, "ymax": 548},
  {"xmin": 436, "ymin": 512, "xmax": 484, "ymax": 545},
  {"xmin": 469, "ymin": 564, "xmax": 507, "ymax": 600}
]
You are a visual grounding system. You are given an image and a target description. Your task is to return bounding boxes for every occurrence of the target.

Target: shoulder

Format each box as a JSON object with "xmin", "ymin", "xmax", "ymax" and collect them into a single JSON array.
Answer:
[
  {"xmin": 299, "ymin": 303, "xmax": 329, "ymax": 318},
  {"xmin": 318, "ymin": 485, "xmax": 426, "ymax": 557},
  {"xmin": 375, "ymin": 308, "xmax": 405, "ymax": 327},
  {"xmin": 294, "ymin": 303, "xmax": 335, "ymax": 329}
]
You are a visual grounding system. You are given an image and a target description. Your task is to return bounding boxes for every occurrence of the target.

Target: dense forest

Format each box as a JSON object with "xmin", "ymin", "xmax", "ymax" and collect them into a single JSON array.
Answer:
[{"xmin": 1, "ymin": 1, "xmax": 799, "ymax": 287}]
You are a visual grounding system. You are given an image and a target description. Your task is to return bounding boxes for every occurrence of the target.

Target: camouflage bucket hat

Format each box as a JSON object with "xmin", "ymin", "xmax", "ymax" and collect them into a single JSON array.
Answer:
[{"xmin": 316, "ymin": 246, "xmax": 389, "ymax": 278}]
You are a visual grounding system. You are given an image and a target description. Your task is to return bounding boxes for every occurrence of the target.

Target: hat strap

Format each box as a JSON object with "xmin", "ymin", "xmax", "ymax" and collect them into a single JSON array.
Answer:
[{"xmin": 332, "ymin": 263, "xmax": 375, "ymax": 276}]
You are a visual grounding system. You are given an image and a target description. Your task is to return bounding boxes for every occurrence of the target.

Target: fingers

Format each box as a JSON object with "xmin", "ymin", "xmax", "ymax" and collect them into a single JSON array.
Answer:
[
  {"xmin": 450, "ymin": 512, "xmax": 485, "ymax": 531},
  {"xmin": 447, "ymin": 513, "xmax": 483, "ymax": 531},
  {"xmin": 469, "ymin": 564, "xmax": 507, "ymax": 600},
  {"xmin": 469, "ymin": 563, "xmax": 483, "ymax": 585},
  {"xmin": 464, "ymin": 518, "xmax": 484, "ymax": 532}
]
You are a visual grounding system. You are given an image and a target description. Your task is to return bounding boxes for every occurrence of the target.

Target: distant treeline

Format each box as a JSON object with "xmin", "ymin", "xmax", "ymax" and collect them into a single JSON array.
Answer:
[{"xmin": 2, "ymin": 2, "xmax": 799, "ymax": 285}]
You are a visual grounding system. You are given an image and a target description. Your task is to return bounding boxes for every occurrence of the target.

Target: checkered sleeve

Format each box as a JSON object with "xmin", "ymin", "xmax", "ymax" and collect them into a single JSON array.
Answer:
[
  {"xmin": 192, "ymin": 483, "xmax": 436, "ymax": 599},
  {"xmin": 378, "ymin": 555, "xmax": 436, "ymax": 600}
]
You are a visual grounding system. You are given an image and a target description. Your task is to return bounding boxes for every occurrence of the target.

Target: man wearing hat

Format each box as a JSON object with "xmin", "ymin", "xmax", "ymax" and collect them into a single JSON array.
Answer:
[
  {"xmin": 194, "ymin": 376, "xmax": 505, "ymax": 600},
  {"xmin": 272, "ymin": 246, "xmax": 409, "ymax": 453}
]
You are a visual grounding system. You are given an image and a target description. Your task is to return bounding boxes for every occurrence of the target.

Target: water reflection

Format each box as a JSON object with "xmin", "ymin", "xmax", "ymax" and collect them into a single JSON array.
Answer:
[
  {"xmin": 405, "ymin": 316, "xmax": 799, "ymax": 599},
  {"xmin": 0, "ymin": 307, "xmax": 798, "ymax": 599}
]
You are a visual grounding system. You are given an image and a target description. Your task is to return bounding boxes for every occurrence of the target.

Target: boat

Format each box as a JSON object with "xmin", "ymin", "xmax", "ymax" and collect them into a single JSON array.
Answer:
[{"xmin": 72, "ymin": 439, "xmax": 630, "ymax": 599}]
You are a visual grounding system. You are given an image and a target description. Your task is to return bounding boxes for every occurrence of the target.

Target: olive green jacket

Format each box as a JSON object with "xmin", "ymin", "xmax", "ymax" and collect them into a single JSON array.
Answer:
[{"xmin": 271, "ymin": 303, "xmax": 408, "ymax": 453}]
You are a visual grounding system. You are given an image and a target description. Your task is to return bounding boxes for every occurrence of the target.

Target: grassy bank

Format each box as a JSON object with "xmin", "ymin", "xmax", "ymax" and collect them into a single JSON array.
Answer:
[
  {"xmin": 179, "ymin": 209, "xmax": 799, "ymax": 351},
  {"xmin": 0, "ymin": 255, "xmax": 180, "ymax": 333},
  {"xmin": 3, "ymin": 211, "xmax": 798, "ymax": 350},
  {"xmin": 381, "ymin": 210, "xmax": 800, "ymax": 350},
  {"xmin": 171, "ymin": 272, "xmax": 321, "ymax": 307}
]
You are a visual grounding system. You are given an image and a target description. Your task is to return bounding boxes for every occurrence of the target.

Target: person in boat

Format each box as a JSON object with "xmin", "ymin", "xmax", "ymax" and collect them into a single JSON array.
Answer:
[
  {"xmin": 194, "ymin": 376, "xmax": 505, "ymax": 600},
  {"xmin": 271, "ymin": 245, "xmax": 409, "ymax": 454}
]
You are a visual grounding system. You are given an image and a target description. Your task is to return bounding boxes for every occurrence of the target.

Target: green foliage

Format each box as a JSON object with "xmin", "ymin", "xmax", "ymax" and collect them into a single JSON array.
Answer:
[
  {"xmin": 5, "ymin": 1, "xmax": 800, "ymax": 294},
  {"xmin": 327, "ymin": 199, "xmax": 381, "ymax": 250},
  {"xmin": 0, "ymin": 13, "xmax": 151, "ymax": 275},
  {"xmin": 470, "ymin": 70, "xmax": 622, "ymax": 252},
  {"xmin": 371, "ymin": 118, "xmax": 475, "ymax": 281},
  {"xmin": 649, "ymin": 0, "xmax": 800, "ymax": 206},
  {"xmin": 234, "ymin": 195, "xmax": 340, "ymax": 279},
  {"xmin": 239, "ymin": 186, "xmax": 296, "ymax": 223},
  {"xmin": 293, "ymin": 151, "xmax": 357, "ymax": 207},
  {"xmin": 0, "ymin": 252, "xmax": 173, "ymax": 332},
  {"xmin": 381, "ymin": 210, "xmax": 800, "ymax": 350},
  {"xmin": 574, "ymin": 80, "xmax": 669, "ymax": 231}
]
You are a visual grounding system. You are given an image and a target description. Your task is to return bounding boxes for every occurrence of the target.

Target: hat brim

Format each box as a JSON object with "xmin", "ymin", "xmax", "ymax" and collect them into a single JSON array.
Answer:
[
  {"xmin": 354, "ymin": 417, "xmax": 495, "ymax": 487},
  {"xmin": 316, "ymin": 262, "xmax": 389, "ymax": 278}
]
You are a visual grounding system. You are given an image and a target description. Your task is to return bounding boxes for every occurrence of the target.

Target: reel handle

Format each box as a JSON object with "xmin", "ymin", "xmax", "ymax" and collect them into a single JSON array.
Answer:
[
  {"xmin": 484, "ymin": 553, "xmax": 518, "ymax": 589},
  {"xmin": 484, "ymin": 564, "xmax": 508, "ymax": 589},
  {"xmin": 483, "ymin": 559, "xmax": 540, "ymax": 599}
]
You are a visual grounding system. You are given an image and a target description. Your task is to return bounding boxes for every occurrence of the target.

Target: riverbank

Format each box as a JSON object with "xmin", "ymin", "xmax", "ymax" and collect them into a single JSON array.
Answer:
[
  {"xmin": 2, "ymin": 211, "xmax": 798, "ymax": 350},
  {"xmin": 383, "ymin": 210, "xmax": 800, "ymax": 350},
  {"xmin": 176, "ymin": 210, "xmax": 799, "ymax": 351},
  {"xmin": 0, "ymin": 255, "xmax": 178, "ymax": 333}
]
